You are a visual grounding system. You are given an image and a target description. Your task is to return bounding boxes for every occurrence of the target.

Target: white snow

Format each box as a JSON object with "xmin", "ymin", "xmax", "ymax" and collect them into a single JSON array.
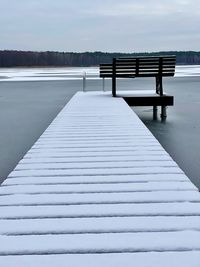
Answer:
[
  {"xmin": 0, "ymin": 231, "xmax": 200, "ymax": 255},
  {"xmin": 3, "ymin": 174, "xmax": 188, "ymax": 186},
  {"xmin": 0, "ymin": 181, "xmax": 195, "ymax": 195},
  {"xmin": 175, "ymin": 65, "xmax": 200, "ymax": 77},
  {"xmin": 0, "ymin": 202, "xmax": 200, "ymax": 219},
  {"xmin": 0, "ymin": 252, "xmax": 199, "ymax": 267},
  {"xmin": 0, "ymin": 67, "xmax": 98, "ymax": 82},
  {"xmin": 0, "ymin": 216, "xmax": 200, "ymax": 236},
  {"xmin": 0, "ymin": 91, "xmax": 200, "ymax": 266},
  {"xmin": 0, "ymin": 65, "xmax": 200, "ymax": 82}
]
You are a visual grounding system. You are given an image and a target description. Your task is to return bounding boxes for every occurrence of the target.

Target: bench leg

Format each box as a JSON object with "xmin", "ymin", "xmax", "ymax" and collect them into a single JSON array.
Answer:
[
  {"xmin": 161, "ymin": 106, "xmax": 167, "ymax": 120},
  {"xmin": 153, "ymin": 106, "xmax": 158, "ymax": 120}
]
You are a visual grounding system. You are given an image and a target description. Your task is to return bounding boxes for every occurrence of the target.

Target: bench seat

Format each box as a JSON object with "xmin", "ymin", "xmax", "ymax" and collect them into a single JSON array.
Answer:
[
  {"xmin": 116, "ymin": 90, "xmax": 166, "ymax": 97},
  {"xmin": 115, "ymin": 90, "xmax": 174, "ymax": 108}
]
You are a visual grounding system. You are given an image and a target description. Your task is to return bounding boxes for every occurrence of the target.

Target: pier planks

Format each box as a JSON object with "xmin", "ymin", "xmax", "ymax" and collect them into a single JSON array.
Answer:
[{"xmin": 0, "ymin": 91, "xmax": 199, "ymax": 266}]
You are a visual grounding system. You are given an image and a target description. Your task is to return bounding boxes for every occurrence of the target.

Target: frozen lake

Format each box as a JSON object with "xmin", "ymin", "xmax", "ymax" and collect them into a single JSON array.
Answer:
[
  {"xmin": 0, "ymin": 65, "xmax": 200, "ymax": 189},
  {"xmin": 0, "ymin": 65, "xmax": 200, "ymax": 82}
]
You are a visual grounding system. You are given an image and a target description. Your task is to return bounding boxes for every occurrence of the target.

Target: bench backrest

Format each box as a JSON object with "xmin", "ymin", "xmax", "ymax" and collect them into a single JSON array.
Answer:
[
  {"xmin": 99, "ymin": 56, "xmax": 176, "ymax": 78},
  {"xmin": 100, "ymin": 59, "xmax": 136, "ymax": 78}
]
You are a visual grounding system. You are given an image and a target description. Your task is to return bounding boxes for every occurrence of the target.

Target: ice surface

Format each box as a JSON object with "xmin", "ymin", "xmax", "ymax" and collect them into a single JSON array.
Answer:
[{"xmin": 0, "ymin": 65, "xmax": 200, "ymax": 82}]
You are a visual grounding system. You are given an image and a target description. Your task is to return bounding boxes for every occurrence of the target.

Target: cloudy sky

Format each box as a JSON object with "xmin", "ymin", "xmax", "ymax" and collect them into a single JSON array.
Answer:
[{"xmin": 0, "ymin": 0, "xmax": 200, "ymax": 52}]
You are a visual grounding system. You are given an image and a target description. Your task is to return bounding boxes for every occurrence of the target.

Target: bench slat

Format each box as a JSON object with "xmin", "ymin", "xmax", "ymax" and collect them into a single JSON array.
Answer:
[
  {"xmin": 138, "ymin": 69, "xmax": 175, "ymax": 73},
  {"xmin": 137, "ymin": 73, "xmax": 175, "ymax": 77},
  {"xmin": 119, "ymin": 56, "xmax": 175, "ymax": 60}
]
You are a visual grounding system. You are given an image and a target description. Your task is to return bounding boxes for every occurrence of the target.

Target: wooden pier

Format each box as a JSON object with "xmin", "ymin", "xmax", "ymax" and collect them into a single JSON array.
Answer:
[{"xmin": 0, "ymin": 91, "xmax": 200, "ymax": 266}]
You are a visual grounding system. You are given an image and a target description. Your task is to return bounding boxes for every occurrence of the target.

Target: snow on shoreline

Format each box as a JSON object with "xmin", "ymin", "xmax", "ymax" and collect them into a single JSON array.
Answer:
[
  {"xmin": 0, "ymin": 65, "xmax": 200, "ymax": 82},
  {"xmin": 0, "ymin": 67, "xmax": 99, "ymax": 82}
]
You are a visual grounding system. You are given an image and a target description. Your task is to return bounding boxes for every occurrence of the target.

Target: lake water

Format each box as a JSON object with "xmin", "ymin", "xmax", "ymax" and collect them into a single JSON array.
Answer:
[{"xmin": 0, "ymin": 66, "xmax": 200, "ymax": 189}]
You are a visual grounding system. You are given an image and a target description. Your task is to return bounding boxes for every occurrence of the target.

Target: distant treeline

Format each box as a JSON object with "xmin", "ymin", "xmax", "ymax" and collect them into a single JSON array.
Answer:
[{"xmin": 1, "ymin": 50, "xmax": 200, "ymax": 67}]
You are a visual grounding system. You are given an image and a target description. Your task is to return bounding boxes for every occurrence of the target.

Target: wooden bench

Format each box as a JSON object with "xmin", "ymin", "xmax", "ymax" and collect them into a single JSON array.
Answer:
[{"xmin": 100, "ymin": 56, "xmax": 176, "ymax": 119}]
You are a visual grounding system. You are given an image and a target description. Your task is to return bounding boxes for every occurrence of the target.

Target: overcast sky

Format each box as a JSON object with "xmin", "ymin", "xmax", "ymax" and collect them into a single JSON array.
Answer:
[{"xmin": 0, "ymin": 0, "xmax": 200, "ymax": 52}]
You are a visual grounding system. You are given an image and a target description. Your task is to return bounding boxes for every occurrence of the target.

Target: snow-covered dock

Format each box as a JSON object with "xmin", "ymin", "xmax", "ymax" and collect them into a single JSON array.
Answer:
[{"xmin": 0, "ymin": 91, "xmax": 200, "ymax": 266}]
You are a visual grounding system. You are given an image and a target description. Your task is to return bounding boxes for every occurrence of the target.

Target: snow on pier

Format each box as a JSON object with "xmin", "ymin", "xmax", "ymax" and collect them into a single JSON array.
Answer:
[{"xmin": 0, "ymin": 91, "xmax": 200, "ymax": 266}]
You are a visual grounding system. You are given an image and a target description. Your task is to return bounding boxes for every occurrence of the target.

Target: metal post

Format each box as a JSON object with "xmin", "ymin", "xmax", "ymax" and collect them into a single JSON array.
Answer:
[
  {"xmin": 82, "ymin": 71, "xmax": 86, "ymax": 92},
  {"xmin": 102, "ymin": 78, "xmax": 105, "ymax": 91},
  {"xmin": 112, "ymin": 58, "xmax": 116, "ymax": 97}
]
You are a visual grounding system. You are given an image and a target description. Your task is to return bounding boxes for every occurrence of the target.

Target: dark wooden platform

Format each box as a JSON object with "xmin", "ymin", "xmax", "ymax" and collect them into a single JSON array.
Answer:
[{"xmin": 123, "ymin": 95, "xmax": 174, "ymax": 106}]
